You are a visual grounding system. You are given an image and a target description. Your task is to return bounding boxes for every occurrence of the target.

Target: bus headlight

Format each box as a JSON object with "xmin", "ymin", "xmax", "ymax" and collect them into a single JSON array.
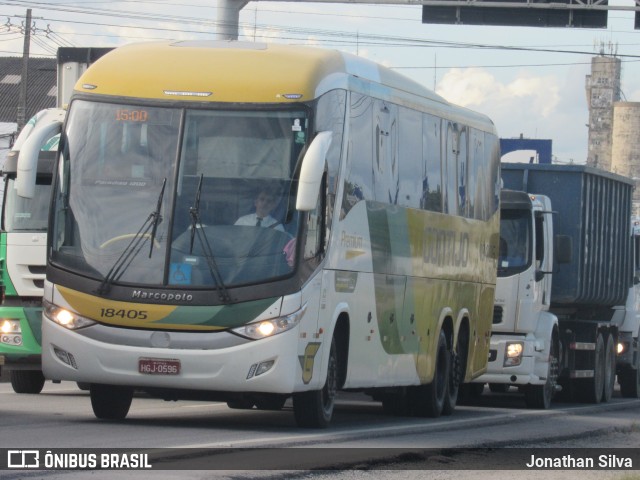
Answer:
[
  {"xmin": 504, "ymin": 341, "xmax": 524, "ymax": 367},
  {"xmin": 43, "ymin": 300, "xmax": 96, "ymax": 330},
  {"xmin": 232, "ymin": 304, "xmax": 306, "ymax": 340}
]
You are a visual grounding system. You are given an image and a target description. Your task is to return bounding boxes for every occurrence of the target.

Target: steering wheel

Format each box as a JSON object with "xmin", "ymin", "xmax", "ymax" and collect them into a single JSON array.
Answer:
[{"xmin": 100, "ymin": 233, "xmax": 161, "ymax": 249}]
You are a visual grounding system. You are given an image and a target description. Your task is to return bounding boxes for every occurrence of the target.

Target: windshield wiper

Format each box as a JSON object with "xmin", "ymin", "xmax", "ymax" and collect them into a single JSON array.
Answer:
[
  {"xmin": 189, "ymin": 174, "xmax": 230, "ymax": 303},
  {"xmin": 189, "ymin": 174, "xmax": 203, "ymax": 255},
  {"xmin": 149, "ymin": 178, "xmax": 167, "ymax": 258},
  {"xmin": 97, "ymin": 178, "xmax": 167, "ymax": 295}
]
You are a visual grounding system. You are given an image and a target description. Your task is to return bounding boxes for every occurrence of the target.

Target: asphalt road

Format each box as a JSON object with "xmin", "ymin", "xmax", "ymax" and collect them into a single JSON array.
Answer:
[{"xmin": 1, "ymin": 380, "xmax": 640, "ymax": 479}]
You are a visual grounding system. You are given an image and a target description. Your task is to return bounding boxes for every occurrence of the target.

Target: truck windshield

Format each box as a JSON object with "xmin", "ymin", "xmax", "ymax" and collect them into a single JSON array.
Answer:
[
  {"xmin": 498, "ymin": 209, "xmax": 532, "ymax": 276},
  {"xmin": 3, "ymin": 177, "xmax": 51, "ymax": 232},
  {"xmin": 51, "ymin": 100, "xmax": 308, "ymax": 289}
]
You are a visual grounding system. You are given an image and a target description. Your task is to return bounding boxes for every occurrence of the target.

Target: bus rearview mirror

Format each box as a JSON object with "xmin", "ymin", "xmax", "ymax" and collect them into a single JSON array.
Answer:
[{"xmin": 296, "ymin": 131, "xmax": 332, "ymax": 212}]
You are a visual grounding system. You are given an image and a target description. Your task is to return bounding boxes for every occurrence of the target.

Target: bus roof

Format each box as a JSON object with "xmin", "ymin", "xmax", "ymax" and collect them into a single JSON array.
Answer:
[{"xmin": 75, "ymin": 41, "xmax": 494, "ymax": 132}]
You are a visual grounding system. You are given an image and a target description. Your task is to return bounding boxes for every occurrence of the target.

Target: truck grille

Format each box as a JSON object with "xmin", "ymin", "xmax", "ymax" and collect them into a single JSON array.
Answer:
[{"xmin": 28, "ymin": 266, "xmax": 47, "ymax": 275}]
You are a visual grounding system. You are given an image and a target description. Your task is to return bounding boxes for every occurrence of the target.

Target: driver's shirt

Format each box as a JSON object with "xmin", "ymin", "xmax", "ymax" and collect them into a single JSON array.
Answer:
[{"xmin": 234, "ymin": 213, "xmax": 285, "ymax": 232}]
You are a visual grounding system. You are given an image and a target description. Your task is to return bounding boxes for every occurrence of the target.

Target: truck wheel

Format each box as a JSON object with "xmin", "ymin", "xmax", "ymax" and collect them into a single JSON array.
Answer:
[
  {"xmin": 524, "ymin": 332, "xmax": 559, "ymax": 409},
  {"xmin": 293, "ymin": 337, "xmax": 338, "ymax": 428},
  {"xmin": 410, "ymin": 330, "xmax": 450, "ymax": 418},
  {"xmin": 601, "ymin": 333, "xmax": 616, "ymax": 403},
  {"xmin": 10, "ymin": 370, "xmax": 45, "ymax": 394},
  {"xmin": 90, "ymin": 384, "xmax": 133, "ymax": 420},
  {"xmin": 576, "ymin": 333, "xmax": 605, "ymax": 404}
]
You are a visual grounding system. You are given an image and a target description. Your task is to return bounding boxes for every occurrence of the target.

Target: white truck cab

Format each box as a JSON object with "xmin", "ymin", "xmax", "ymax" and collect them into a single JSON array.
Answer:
[{"xmin": 475, "ymin": 190, "xmax": 562, "ymax": 408}]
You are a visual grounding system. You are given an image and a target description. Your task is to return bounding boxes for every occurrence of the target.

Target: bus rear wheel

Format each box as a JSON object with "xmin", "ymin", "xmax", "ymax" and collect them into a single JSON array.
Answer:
[
  {"xmin": 411, "ymin": 330, "xmax": 450, "ymax": 418},
  {"xmin": 443, "ymin": 326, "xmax": 467, "ymax": 415},
  {"xmin": 293, "ymin": 338, "xmax": 338, "ymax": 428},
  {"xmin": 90, "ymin": 384, "xmax": 133, "ymax": 420}
]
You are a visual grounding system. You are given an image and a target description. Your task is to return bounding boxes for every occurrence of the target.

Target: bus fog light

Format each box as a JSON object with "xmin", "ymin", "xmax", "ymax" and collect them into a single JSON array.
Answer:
[
  {"xmin": 53, "ymin": 346, "xmax": 78, "ymax": 369},
  {"xmin": 255, "ymin": 360, "xmax": 275, "ymax": 377},
  {"xmin": 246, "ymin": 360, "xmax": 275, "ymax": 379},
  {"xmin": 504, "ymin": 341, "xmax": 524, "ymax": 367}
]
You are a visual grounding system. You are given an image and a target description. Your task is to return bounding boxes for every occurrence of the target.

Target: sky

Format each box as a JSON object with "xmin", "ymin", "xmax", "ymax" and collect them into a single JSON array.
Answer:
[{"xmin": 2, "ymin": 0, "xmax": 640, "ymax": 164}]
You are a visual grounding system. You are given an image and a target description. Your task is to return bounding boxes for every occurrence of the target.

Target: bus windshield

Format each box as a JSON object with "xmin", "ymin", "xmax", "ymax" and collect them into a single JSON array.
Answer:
[
  {"xmin": 51, "ymin": 100, "xmax": 308, "ymax": 289},
  {"xmin": 3, "ymin": 177, "xmax": 51, "ymax": 232}
]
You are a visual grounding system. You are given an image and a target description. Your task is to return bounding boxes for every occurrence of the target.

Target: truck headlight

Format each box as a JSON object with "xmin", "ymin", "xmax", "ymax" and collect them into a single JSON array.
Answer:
[
  {"xmin": 43, "ymin": 300, "xmax": 96, "ymax": 330},
  {"xmin": 504, "ymin": 341, "xmax": 524, "ymax": 367},
  {"xmin": 617, "ymin": 342, "xmax": 628, "ymax": 355},
  {"xmin": 232, "ymin": 304, "xmax": 306, "ymax": 340},
  {"xmin": 1, "ymin": 319, "xmax": 22, "ymax": 345}
]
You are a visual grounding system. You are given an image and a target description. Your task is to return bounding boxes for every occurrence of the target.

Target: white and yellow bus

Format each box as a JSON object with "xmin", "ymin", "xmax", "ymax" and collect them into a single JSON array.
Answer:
[{"xmin": 39, "ymin": 41, "xmax": 500, "ymax": 428}]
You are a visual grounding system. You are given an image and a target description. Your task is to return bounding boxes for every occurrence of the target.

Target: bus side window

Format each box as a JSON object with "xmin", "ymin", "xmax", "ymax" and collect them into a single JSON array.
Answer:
[{"xmin": 422, "ymin": 114, "xmax": 442, "ymax": 212}]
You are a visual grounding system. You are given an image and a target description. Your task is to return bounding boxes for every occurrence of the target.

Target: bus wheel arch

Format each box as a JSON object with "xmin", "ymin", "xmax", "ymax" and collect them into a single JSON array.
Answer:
[
  {"xmin": 292, "ymin": 312, "xmax": 349, "ymax": 428},
  {"xmin": 333, "ymin": 312, "xmax": 350, "ymax": 390}
]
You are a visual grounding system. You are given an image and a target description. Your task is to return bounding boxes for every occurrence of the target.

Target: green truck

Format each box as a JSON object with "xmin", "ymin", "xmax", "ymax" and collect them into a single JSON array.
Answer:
[
  {"xmin": 0, "ymin": 47, "xmax": 111, "ymax": 393},
  {"xmin": 0, "ymin": 108, "xmax": 62, "ymax": 393}
]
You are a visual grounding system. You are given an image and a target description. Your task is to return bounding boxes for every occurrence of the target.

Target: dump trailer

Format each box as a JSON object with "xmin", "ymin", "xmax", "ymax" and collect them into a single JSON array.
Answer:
[{"xmin": 475, "ymin": 163, "xmax": 634, "ymax": 407}]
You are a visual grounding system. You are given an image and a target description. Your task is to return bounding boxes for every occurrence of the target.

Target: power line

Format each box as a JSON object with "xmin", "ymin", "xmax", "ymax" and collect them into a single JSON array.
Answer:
[
  {"xmin": 8, "ymin": 12, "xmax": 640, "ymax": 60},
  {"xmin": 392, "ymin": 58, "xmax": 640, "ymax": 70},
  {"xmin": 2, "ymin": 1, "xmax": 640, "ymax": 66}
]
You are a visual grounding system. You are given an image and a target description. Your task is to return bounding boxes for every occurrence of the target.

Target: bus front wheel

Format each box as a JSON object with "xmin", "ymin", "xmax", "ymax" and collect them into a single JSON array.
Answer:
[
  {"xmin": 90, "ymin": 384, "xmax": 133, "ymax": 420},
  {"xmin": 293, "ymin": 338, "xmax": 338, "ymax": 428}
]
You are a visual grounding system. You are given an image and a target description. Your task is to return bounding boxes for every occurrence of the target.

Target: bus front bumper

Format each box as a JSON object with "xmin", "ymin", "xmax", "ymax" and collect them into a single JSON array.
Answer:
[{"xmin": 42, "ymin": 318, "xmax": 309, "ymax": 394}]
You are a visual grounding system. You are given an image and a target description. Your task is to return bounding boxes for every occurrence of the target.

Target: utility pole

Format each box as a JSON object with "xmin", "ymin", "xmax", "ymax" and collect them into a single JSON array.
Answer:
[
  {"xmin": 17, "ymin": 8, "xmax": 32, "ymax": 131},
  {"xmin": 216, "ymin": 0, "xmax": 248, "ymax": 40}
]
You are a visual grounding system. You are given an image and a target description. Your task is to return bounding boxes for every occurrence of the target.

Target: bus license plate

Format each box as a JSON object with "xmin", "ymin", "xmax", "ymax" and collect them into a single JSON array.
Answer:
[{"xmin": 138, "ymin": 358, "xmax": 181, "ymax": 375}]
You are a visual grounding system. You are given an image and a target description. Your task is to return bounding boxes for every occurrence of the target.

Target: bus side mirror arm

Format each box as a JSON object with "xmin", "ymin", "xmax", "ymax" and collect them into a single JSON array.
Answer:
[{"xmin": 296, "ymin": 131, "xmax": 332, "ymax": 212}]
